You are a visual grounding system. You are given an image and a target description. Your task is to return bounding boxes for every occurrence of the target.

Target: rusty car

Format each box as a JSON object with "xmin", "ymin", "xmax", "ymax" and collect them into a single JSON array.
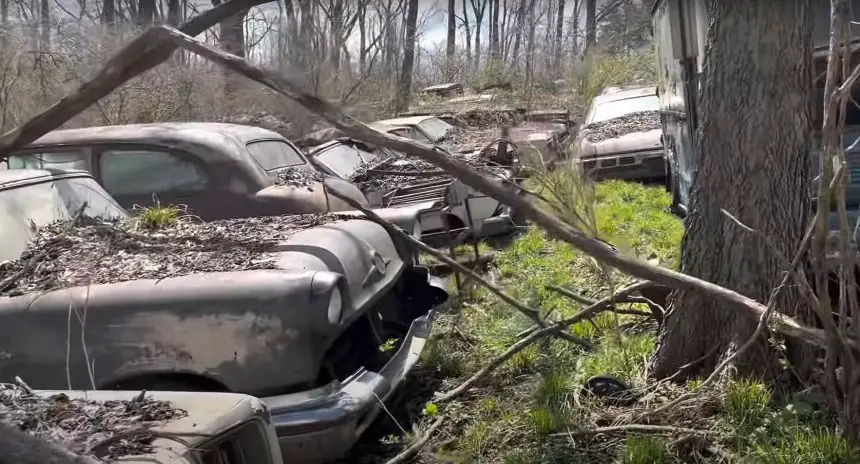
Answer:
[
  {"xmin": 574, "ymin": 86, "xmax": 666, "ymax": 181},
  {"xmin": 0, "ymin": 168, "xmax": 448, "ymax": 463},
  {"xmin": 2, "ymin": 122, "xmax": 370, "ymax": 220},
  {"xmin": 5, "ymin": 388, "xmax": 285, "ymax": 464},
  {"xmin": 299, "ymin": 118, "xmax": 524, "ymax": 243}
]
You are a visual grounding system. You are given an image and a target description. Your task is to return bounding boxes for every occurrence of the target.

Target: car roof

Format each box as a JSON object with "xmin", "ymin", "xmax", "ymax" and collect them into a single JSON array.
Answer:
[
  {"xmin": 0, "ymin": 168, "xmax": 91, "ymax": 188},
  {"xmin": 25, "ymin": 123, "xmax": 290, "ymax": 161},
  {"xmin": 594, "ymin": 86, "xmax": 657, "ymax": 104}
]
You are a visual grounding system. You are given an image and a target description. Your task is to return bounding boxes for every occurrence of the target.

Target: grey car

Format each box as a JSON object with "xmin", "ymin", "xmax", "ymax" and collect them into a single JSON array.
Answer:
[
  {"xmin": 575, "ymin": 86, "xmax": 666, "ymax": 181},
  {"xmin": 0, "ymin": 168, "xmax": 448, "ymax": 464},
  {"xmin": 4, "ymin": 122, "xmax": 370, "ymax": 220}
]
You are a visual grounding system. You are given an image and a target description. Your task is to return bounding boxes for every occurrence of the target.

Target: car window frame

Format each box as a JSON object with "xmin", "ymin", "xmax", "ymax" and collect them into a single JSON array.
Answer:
[
  {"xmin": 93, "ymin": 143, "xmax": 212, "ymax": 197},
  {"xmin": 7, "ymin": 145, "xmax": 94, "ymax": 171},
  {"xmin": 244, "ymin": 138, "xmax": 311, "ymax": 173}
]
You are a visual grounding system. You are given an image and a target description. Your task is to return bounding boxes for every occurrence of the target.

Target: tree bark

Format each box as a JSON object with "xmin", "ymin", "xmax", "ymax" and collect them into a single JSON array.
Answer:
[
  {"xmin": 447, "ymin": 0, "xmax": 456, "ymax": 59},
  {"xmin": 555, "ymin": 0, "xmax": 566, "ymax": 73},
  {"xmin": 585, "ymin": 0, "xmax": 595, "ymax": 51},
  {"xmin": 395, "ymin": 0, "xmax": 419, "ymax": 112},
  {"xmin": 462, "ymin": 0, "xmax": 472, "ymax": 64},
  {"xmin": 490, "ymin": 0, "xmax": 500, "ymax": 60},
  {"xmin": 470, "ymin": 0, "xmax": 487, "ymax": 69},
  {"xmin": 650, "ymin": 0, "xmax": 815, "ymax": 382}
]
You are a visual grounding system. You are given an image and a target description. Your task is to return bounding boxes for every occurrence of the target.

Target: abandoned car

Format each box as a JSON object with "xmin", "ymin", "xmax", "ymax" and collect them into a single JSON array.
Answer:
[
  {"xmin": 3, "ymin": 122, "xmax": 370, "ymax": 220},
  {"xmin": 4, "ymin": 388, "xmax": 285, "ymax": 464},
  {"xmin": 301, "ymin": 121, "xmax": 523, "ymax": 243},
  {"xmin": 574, "ymin": 86, "xmax": 665, "ymax": 181},
  {"xmin": 0, "ymin": 168, "xmax": 448, "ymax": 463}
]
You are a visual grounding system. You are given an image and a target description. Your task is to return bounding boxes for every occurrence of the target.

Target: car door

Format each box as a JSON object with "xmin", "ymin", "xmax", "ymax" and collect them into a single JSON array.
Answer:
[{"xmin": 95, "ymin": 145, "xmax": 213, "ymax": 217}]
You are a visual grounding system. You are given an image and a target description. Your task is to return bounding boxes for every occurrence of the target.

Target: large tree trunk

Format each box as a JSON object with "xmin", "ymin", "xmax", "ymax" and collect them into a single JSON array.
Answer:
[
  {"xmin": 585, "ymin": 0, "xmax": 595, "ymax": 51},
  {"xmin": 394, "ymin": 0, "xmax": 418, "ymax": 112},
  {"xmin": 650, "ymin": 0, "xmax": 815, "ymax": 381},
  {"xmin": 470, "ymin": 0, "xmax": 486, "ymax": 69}
]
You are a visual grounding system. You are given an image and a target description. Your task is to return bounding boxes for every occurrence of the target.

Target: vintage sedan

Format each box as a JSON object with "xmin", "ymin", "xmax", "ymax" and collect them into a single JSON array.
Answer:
[
  {"xmin": 3, "ymin": 122, "xmax": 369, "ymax": 220},
  {"xmin": 574, "ymin": 86, "xmax": 666, "ymax": 181},
  {"xmin": 0, "ymin": 168, "xmax": 448, "ymax": 464},
  {"xmin": 305, "ymin": 133, "xmax": 521, "ymax": 243},
  {"xmin": 7, "ymin": 389, "xmax": 285, "ymax": 464}
]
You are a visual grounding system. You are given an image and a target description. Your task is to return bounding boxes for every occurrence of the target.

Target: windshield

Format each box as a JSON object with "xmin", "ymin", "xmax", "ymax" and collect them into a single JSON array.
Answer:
[
  {"xmin": 312, "ymin": 143, "xmax": 379, "ymax": 178},
  {"xmin": 416, "ymin": 118, "xmax": 454, "ymax": 143},
  {"xmin": 246, "ymin": 140, "xmax": 308, "ymax": 171},
  {"xmin": 7, "ymin": 151, "xmax": 88, "ymax": 170},
  {"xmin": 0, "ymin": 175, "xmax": 127, "ymax": 262},
  {"xmin": 590, "ymin": 95, "xmax": 661, "ymax": 124}
]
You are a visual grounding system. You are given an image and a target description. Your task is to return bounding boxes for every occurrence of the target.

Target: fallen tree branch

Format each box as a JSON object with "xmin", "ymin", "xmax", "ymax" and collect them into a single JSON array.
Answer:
[
  {"xmin": 553, "ymin": 423, "xmax": 709, "ymax": 438},
  {"xmin": 383, "ymin": 416, "xmax": 445, "ymax": 464},
  {"xmin": 149, "ymin": 25, "xmax": 836, "ymax": 351},
  {"xmin": 323, "ymin": 182, "xmax": 593, "ymax": 350}
]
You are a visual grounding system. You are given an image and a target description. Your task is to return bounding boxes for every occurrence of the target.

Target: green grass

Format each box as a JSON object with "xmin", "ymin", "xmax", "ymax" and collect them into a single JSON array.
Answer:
[
  {"xmin": 417, "ymin": 177, "xmax": 854, "ymax": 462},
  {"xmin": 133, "ymin": 202, "xmax": 184, "ymax": 230}
]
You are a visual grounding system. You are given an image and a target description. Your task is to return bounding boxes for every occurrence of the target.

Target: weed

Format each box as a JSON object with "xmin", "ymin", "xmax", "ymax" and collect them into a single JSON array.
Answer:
[
  {"xmin": 133, "ymin": 202, "xmax": 184, "ymax": 230},
  {"xmin": 622, "ymin": 435, "xmax": 669, "ymax": 464},
  {"xmin": 724, "ymin": 379, "xmax": 771, "ymax": 430}
]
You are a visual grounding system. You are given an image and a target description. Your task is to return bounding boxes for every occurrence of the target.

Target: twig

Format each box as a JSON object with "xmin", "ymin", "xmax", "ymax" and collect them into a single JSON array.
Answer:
[
  {"xmin": 383, "ymin": 416, "xmax": 445, "ymax": 464},
  {"xmin": 553, "ymin": 423, "xmax": 708, "ymax": 438},
  {"xmin": 14, "ymin": 376, "xmax": 33, "ymax": 395},
  {"xmin": 435, "ymin": 324, "xmax": 559, "ymax": 403},
  {"xmin": 324, "ymin": 182, "xmax": 595, "ymax": 350}
]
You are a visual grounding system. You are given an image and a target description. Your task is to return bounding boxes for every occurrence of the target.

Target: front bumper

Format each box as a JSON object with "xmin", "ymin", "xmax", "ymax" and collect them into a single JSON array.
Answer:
[
  {"xmin": 579, "ymin": 151, "xmax": 665, "ymax": 181},
  {"xmin": 260, "ymin": 310, "xmax": 438, "ymax": 463}
]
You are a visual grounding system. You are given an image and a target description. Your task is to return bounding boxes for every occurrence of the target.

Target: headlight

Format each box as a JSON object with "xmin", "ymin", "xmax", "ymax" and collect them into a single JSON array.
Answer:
[
  {"xmin": 311, "ymin": 272, "xmax": 343, "ymax": 326},
  {"xmin": 326, "ymin": 287, "xmax": 342, "ymax": 325}
]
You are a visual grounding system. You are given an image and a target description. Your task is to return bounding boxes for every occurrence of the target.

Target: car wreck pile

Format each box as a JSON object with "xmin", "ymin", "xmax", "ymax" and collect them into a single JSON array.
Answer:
[
  {"xmin": 0, "ymin": 383, "xmax": 184, "ymax": 461},
  {"xmin": 0, "ymin": 214, "xmax": 345, "ymax": 297}
]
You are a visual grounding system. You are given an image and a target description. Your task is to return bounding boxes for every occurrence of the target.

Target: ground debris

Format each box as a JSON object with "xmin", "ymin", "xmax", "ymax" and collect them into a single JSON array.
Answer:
[
  {"xmin": 581, "ymin": 110, "xmax": 661, "ymax": 143},
  {"xmin": 0, "ymin": 384, "xmax": 186, "ymax": 462},
  {"xmin": 0, "ymin": 213, "xmax": 350, "ymax": 297},
  {"xmin": 271, "ymin": 166, "xmax": 323, "ymax": 189}
]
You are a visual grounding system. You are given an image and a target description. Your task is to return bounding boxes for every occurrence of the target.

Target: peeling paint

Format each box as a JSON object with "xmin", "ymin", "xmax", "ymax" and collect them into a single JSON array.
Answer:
[{"xmin": 109, "ymin": 311, "xmax": 298, "ymax": 373}]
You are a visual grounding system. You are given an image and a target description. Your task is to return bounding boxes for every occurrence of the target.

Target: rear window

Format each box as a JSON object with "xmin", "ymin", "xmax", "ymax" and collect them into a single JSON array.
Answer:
[
  {"xmin": 7, "ymin": 151, "xmax": 88, "ymax": 171},
  {"xmin": 246, "ymin": 140, "xmax": 307, "ymax": 171}
]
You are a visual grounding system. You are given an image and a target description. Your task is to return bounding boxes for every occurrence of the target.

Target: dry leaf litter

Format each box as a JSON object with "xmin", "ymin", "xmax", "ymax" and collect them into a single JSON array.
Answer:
[
  {"xmin": 0, "ymin": 384, "xmax": 185, "ymax": 461},
  {"xmin": 581, "ymin": 110, "xmax": 661, "ymax": 144},
  {"xmin": 0, "ymin": 213, "xmax": 351, "ymax": 297}
]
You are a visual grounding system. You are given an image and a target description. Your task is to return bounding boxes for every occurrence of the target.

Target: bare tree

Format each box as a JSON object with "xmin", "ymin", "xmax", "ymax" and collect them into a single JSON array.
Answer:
[
  {"xmin": 469, "ymin": 0, "xmax": 487, "ymax": 69},
  {"xmin": 447, "ymin": 0, "xmax": 455, "ymax": 60},
  {"xmin": 395, "ymin": 0, "xmax": 418, "ymax": 112},
  {"xmin": 650, "ymin": 0, "xmax": 814, "ymax": 381}
]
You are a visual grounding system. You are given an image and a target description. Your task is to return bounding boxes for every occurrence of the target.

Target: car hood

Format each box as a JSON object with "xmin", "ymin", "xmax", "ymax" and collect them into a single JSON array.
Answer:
[
  {"xmin": 0, "ymin": 215, "xmax": 421, "ymax": 393},
  {"xmin": 578, "ymin": 128, "xmax": 662, "ymax": 158},
  {"xmin": 256, "ymin": 177, "xmax": 370, "ymax": 214},
  {"xmin": 26, "ymin": 390, "xmax": 282, "ymax": 464}
]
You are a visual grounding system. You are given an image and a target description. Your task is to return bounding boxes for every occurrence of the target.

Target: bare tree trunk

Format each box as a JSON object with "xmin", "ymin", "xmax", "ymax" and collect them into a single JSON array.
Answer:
[
  {"xmin": 462, "ymin": 0, "xmax": 472, "ymax": 64},
  {"xmin": 490, "ymin": 0, "xmax": 500, "ymax": 60},
  {"xmin": 470, "ymin": 0, "xmax": 487, "ymax": 69},
  {"xmin": 511, "ymin": 0, "xmax": 530, "ymax": 69},
  {"xmin": 1, "ymin": 0, "xmax": 7, "ymax": 23},
  {"xmin": 525, "ymin": 0, "xmax": 536, "ymax": 85},
  {"xmin": 585, "ymin": 0, "xmax": 595, "ymax": 52},
  {"xmin": 102, "ymin": 0, "xmax": 115, "ymax": 24},
  {"xmin": 40, "ymin": 0, "xmax": 50, "ymax": 49},
  {"xmin": 555, "ymin": 0, "xmax": 565, "ymax": 74},
  {"xmin": 447, "ymin": 0, "xmax": 456, "ymax": 59},
  {"xmin": 137, "ymin": 0, "xmax": 155, "ymax": 25},
  {"xmin": 359, "ymin": 3, "xmax": 367, "ymax": 74},
  {"xmin": 166, "ymin": 0, "xmax": 179, "ymax": 25},
  {"xmin": 650, "ymin": 0, "xmax": 815, "ymax": 382},
  {"xmin": 395, "ymin": 0, "xmax": 419, "ymax": 112}
]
